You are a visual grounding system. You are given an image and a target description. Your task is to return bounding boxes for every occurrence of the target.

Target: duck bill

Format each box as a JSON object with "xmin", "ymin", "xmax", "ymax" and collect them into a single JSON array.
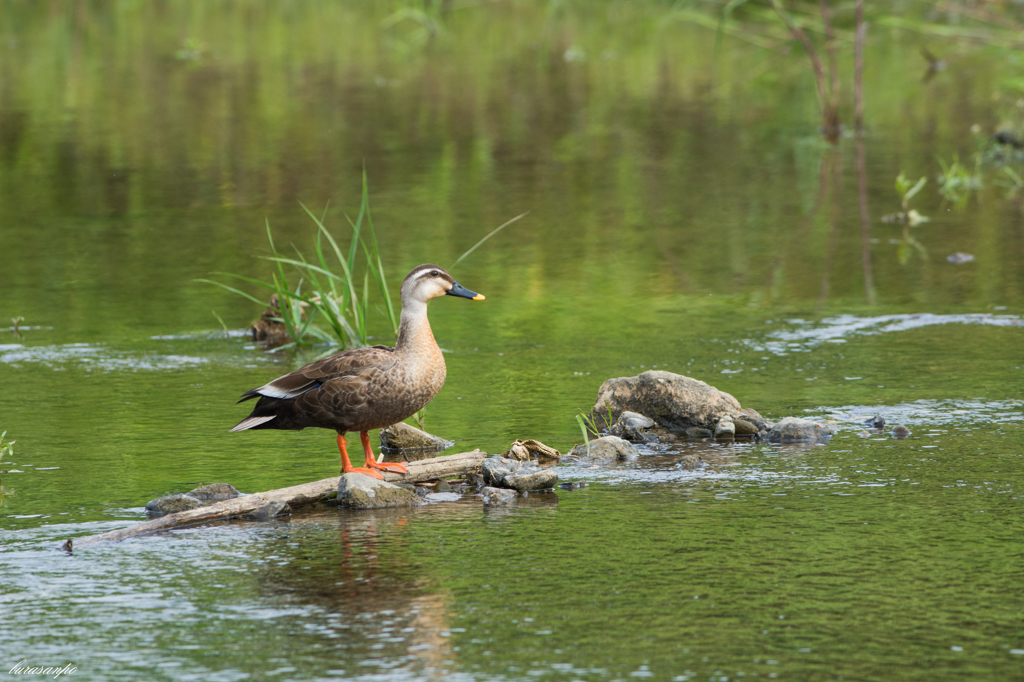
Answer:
[{"xmin": 447, "ymin": 281, "xmax": 485, "ymax": 301}]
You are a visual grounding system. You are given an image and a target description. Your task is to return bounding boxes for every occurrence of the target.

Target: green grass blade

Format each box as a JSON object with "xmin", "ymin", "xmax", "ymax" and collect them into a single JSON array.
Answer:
[{"xmin": 449, "ymin": 211, "xmax": 529, "ymax": 270}]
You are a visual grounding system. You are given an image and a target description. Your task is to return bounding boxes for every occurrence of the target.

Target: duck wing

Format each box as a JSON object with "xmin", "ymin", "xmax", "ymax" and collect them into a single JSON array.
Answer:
[{"xmin": 237, "ymin": 345, "xmax": 396, "ymax": 403}]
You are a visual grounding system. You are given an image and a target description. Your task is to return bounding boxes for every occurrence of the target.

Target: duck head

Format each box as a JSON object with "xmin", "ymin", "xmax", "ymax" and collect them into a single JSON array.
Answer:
[{"xmin": 401, "ymin": 264, "xmax": 485, "ymax": 303}]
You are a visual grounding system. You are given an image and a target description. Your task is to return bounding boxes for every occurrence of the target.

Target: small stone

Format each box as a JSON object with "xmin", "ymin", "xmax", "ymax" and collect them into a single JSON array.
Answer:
[
  {"xmin": 891, "ymin": 424, "xmax": 911, "ymax": 438},
  {"xmin": 567, "ymin": 436, "xmax": 639, "ymax": 461},
  {"xmin": 865, "ymin": 415, "xmax": 886, "ymax": 429},
  {"xmin": 481, "ymin": 457, "xmax": 560, "ymax": 491},
  {"xmin": 686, "ymin": 427, "xmax": 713, "ymax": 438},
  {"xmin": 434, "ymin": 479, "xmax": 452, "ymax": 493},
  {"xmin": 481, "ymin": 486, "xmax": 517, "ymax": 505},
  {"xmin": 766, "ymin": 417, "xmax": 838, "ymax": 443},
  {"xmin": 246, "ymin": 500, "xmax": 292, "ymax": 520},
  {"xmin": 379, "ymin": 422, "xmax": 453, "ymax": 453},
  {"xmin": 559, "ymin": 481, "xmax": 587, "ymax": 491},
  {"xmin": 679, "ymin": 455, "xmax": 705, "ymax": 471},
  {"xmin": 733, "ymin": 417, "xmax": 760, "ymax": 436},
  {"xmin": 714, "ymin": 418, "xmax": 736, "ymax": 438},
  {"xmin": 146, "ymin": 494, "xmax": 204, "ymax": 515},
  {"xmin": 857, "ymin": 430, "xmax": 872, "ymax": 438},
  {"xmin": 337, "ymin": 473, "xmax": 420, "ymax": 509},
  {"xmin": 506, "ymin": 468, "xmax": 559, "ymax": 493},
  {"xmin": 947, "ymin": 252, "xmax": 975, "ymax": 264},
  {"xmin": 185, "ymin": 483, "xmax": 242, "ymax": 503},
  {"xmin": 610, "ymin": 411, "xmax": 656, "ymax": 442}
]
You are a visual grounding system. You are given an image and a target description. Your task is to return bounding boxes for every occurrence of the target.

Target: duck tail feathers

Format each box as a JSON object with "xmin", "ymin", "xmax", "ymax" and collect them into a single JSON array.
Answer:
[{"xmin": 230, "ymin": 415, "xmax": 276, "ymax": 432}]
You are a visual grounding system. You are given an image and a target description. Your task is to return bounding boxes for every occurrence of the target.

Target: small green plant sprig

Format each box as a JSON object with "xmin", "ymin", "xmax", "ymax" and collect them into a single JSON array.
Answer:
[
  {"xmin": 574, "ymin": 410, "xmax": 597, "ymax": 455},
  {"xmin": 937, "ymin": 154, "xmax": 984, "ymax": 208},
  {"xmin": 882, "ymin": 172, "xmax": 930, "ymax": 265},
  {"xmin": 0, "ymin": 431, "xmax": 15, "ymax": 463}
]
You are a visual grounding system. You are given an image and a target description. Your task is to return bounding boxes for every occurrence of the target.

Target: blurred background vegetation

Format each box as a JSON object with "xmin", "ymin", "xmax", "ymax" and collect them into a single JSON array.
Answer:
[{"xmin": 1, "ymin": 0, "xmax": 1023, "ymax": 347}]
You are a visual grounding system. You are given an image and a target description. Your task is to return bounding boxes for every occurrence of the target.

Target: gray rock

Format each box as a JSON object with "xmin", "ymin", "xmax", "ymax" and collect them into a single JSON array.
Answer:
[
  {"xmin": 686, "ymin": 427, "xmax": 713, "ymax": 438},
  {"xmin": 734, "ymin": 415, "xmax": 767, "ymax": 435},
  {"xmin": 481, "ymin": 486, "xmax": 517, "ymax": 505},
  {"xmin": 246, "ymin": 500, "xmax": 292, "ymax": 520},
  {"xmin": 506, "ymin": 468, "xmax": 559, "ymax": 493},
  {"xmin": 481, "ymin": 457, "xmax": 560, "ymax": 492},
  {"xmin": 865, "ymin": 415, "xmax": 886, "ymax": 429},
  {"xmin": 379, "ymin": 422, "xmax": 453, "ymax": 453},
  {"xmin": 610, "ymin": 411, "xmax": 657, "ymax": 442},
  {"xmin": 567, "ymin": 436, "xmax": 639, "ymax": 462},
  {"xmin": 592, "ymin": 371, "xmax": 763, "ymax": 434},
  {"xmin": 714, "ymin": 418, "xmax": 736, "ymax": 438},
  {"xmin": 434, "ymin": 479, "xmax": 452, "ymax": 493},
  {"xmin": 559, "ymin": 481, "xmax": 587, "ymax": 491},
  {"xmin": 891, "ymin": 424, "xmax": 911, "ymax": 439},
  {"xmin": 766, "ymin": 417, "xmax": 838, "ymax": 443},
  {"xmin": 185, "ymin": 483, "xmax": 242, "ymax": 503},
  {"xmin": 146, "ymin": 494, "xmax": 204, "ymax": 515},
  {"xmin": 337, "ymin": 473, "xmax": 420, "ymax": 509}
]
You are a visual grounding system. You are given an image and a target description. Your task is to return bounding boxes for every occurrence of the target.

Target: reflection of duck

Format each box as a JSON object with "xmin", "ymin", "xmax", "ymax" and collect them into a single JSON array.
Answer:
[{"xmin": 231, "ymin": 265, "xmax": 484, "ymax": 479}]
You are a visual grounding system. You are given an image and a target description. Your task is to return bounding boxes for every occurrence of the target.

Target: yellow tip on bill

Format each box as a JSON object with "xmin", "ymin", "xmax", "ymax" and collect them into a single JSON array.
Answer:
[{"xmin": 472, "ymin": 294, "xmax": 486, "ymax": 301}]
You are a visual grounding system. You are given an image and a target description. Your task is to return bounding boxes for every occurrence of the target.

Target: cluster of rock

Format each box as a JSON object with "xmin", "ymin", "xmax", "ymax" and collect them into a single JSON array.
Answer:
[
  {"xmin": 586, "ymin": 371, "xmax": 837, "ymax": 445},
  {"xmin": 334, "ymin": 438, "xmax": 562, "ymax": 509}
]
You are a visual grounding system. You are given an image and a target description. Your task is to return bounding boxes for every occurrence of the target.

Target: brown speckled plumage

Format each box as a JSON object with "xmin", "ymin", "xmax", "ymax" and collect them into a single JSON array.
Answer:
[{"xmin": 231, "ymin": 265, "xmax": 481, "ymax": 441}]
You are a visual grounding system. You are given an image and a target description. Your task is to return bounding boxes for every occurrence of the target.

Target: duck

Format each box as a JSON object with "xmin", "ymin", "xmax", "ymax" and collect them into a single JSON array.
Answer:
[{"xmin": 230, "ymin": 264, "xmax": 485, "ymax": 479}]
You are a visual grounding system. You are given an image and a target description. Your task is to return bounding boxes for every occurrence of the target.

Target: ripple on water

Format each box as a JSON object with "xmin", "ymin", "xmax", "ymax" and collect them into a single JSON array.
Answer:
[{"xmin": 746, "ymin": 313, "xmax": 1023, "ymax": 355}]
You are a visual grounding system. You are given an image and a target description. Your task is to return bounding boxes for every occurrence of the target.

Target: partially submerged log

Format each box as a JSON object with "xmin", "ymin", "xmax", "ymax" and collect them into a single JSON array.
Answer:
[{"xmin": 71, "ymin": 450, "xmax": 486, "ymax": 549}]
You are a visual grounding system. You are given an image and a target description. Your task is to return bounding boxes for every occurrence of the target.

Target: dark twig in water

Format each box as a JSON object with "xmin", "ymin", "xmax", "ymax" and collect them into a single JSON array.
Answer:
[{"xmin": 854, "ymin": 0, "xmax": 865, "ymax": 130}]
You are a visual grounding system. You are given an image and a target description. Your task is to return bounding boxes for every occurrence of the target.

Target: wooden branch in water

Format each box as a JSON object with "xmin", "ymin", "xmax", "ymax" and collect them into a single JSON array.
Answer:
[{"xmin": 69, "ymin": 450, "xmax": 486, "ymax": 549}]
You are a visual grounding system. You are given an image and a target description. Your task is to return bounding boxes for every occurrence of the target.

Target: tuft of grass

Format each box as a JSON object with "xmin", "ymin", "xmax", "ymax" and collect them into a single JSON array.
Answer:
[
  {"xmin": 200, "ymin": 171, "xmax": 397, "ymax": 351},
  {"xmin": 574, "ymin": 413, "xmax": 592, "ymax": 455}
]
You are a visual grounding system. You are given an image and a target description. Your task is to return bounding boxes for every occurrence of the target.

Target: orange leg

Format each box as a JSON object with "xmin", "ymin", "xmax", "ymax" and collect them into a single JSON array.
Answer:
[
  {"xmin": 361, "ymin": 431, "xmax": 408, "ymax": 475},
  {"xmin": 338, "ymin": 433, "xmax": 383, "ymax": 480}
]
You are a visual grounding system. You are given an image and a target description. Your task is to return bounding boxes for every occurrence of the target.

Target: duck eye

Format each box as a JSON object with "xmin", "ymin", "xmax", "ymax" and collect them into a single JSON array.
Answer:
[{"xmin": 430, "ymin": 270, "xmax": 440, "ymax": 277}]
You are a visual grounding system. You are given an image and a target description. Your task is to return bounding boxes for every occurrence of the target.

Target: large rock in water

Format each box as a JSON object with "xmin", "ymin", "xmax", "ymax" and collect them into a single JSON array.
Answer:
[
  {"xmin": 337, "ymin": 473, "xmax": 420, "ymax": 509},
  {"xmin": 766, "ymin": 417, "xmax": 837, "ymax": 443},
  {"xmin": 591, "ymin": 371, "xmax": 762, "ymax": 434}
]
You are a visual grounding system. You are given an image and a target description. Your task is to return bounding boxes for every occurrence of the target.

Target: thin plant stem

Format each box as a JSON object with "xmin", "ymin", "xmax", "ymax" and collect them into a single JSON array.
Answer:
[
  {"xmin": 854, "ymin": 0, "xmax": 865, "ymax": 130},
  {"xmin": 449, "ymin": 212, "xmax": 529, "ymax": 270}
]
